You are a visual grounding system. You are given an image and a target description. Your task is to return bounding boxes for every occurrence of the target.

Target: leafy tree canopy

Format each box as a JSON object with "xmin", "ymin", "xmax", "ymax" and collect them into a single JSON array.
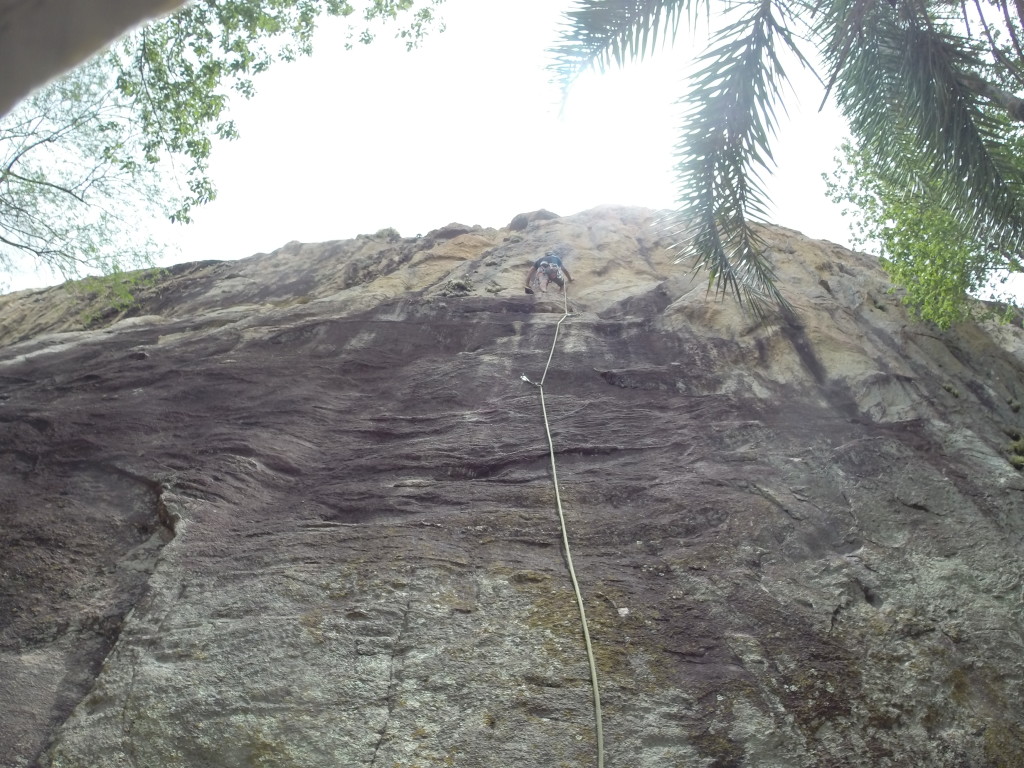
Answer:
[
  {"xmin": 551, "ymin": 0, "xmax": 1024, "ymax": 322},
  {"xmin": 0, "ymin": 0, "xmax": 444, "ymax": 288},
  {"xmin": 826, "ymin": 133, "xmax": 1023, "ymax": 328}
]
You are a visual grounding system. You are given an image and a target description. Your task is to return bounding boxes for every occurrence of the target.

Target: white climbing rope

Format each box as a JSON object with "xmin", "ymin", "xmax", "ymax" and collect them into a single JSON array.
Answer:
[{"xmin": 521, "ymin": 288, "xmax": 605, "ymax": 768}]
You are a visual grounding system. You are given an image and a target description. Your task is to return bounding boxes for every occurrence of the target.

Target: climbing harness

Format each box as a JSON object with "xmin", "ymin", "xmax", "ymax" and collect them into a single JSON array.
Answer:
[
  {"xmin": 520, "ymin": 288, "xmax": 605, "ymax": 768},
  {"xmin": 527, "ymin": 255, "xmax": 568, "ymax": 295}
]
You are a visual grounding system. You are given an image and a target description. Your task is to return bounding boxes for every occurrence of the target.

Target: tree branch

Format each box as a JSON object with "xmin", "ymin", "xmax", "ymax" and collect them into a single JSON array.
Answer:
[
  {"xmin": 0, "ymin": 231, "xmax": 69, "ymax": 262},
  {"xmin": 958, "ymin": 72, "xmax": 1024, "ymax": 122},
  {"xmin": 1, "ymin": 168, "xmax": 89, "ymax": 203},
  {"xmin": 997, "ymin": 1, "xmax": 1024, "ymax": 89},
  {"xmin": 970, "ymin": 0, "xmax": 1024, "ymax": 93}
]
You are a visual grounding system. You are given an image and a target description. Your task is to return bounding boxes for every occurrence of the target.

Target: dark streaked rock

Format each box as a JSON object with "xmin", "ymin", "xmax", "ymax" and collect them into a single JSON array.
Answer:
[{"xmin": 1, "ymin": 207, "xmax": 1022, "ymax": 768}]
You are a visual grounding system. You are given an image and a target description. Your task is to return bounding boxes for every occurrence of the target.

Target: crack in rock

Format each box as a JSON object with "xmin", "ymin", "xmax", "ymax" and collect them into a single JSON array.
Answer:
[{"xmin": 369, "ymin": 600, "xmax": 413, "ymax": 768}]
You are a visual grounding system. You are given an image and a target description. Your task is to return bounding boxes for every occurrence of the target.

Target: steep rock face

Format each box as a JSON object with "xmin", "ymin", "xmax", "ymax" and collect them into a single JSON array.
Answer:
[{"xmin": 1, "ymin": 207, "xmax": 1023, "ymax": 768}]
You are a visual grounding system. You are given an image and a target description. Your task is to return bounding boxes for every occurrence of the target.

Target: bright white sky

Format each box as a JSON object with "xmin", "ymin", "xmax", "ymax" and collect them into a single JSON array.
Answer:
[{"xmin": 9, "ymin": 0, "xmax": 853, "ymax": 291}]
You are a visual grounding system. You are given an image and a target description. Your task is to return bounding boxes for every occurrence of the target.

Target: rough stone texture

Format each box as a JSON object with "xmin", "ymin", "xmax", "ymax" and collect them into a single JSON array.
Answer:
[
  {"xmin": 508, "ymin": 209, "xmax": 561, "ymax": 231},
  {"xmin": 1, "ymin": 206, "xmax": 1023, "ymax": 768}
]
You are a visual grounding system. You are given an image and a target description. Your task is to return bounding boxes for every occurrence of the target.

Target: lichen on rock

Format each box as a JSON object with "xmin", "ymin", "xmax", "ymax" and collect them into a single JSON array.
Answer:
[{"xmin": 1, "ymin": 206, "xmax": 1022, "ymax": 768}]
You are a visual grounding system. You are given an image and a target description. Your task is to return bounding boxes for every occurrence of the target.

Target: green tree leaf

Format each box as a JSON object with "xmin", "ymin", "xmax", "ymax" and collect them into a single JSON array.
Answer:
[
  {"xmin": 552, "ymin": 0, "xmax": 1024, "ymax": 322},
  {"xmin": 0, "ymin": 0, "xmax": 445, "ymax": 287},
  {"xmin": 825, "ymin": 135, "xmax": 1023, "ymax": 328}
]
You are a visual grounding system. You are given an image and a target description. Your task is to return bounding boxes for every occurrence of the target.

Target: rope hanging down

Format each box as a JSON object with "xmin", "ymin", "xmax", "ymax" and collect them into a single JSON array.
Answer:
[{"xmin": 521, "ymin": 289, "xmax": 605, "ymax": 768}]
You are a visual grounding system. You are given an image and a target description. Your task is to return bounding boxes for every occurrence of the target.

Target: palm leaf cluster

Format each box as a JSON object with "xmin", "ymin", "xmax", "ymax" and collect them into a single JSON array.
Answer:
[{"xmin": 551, "ymin": 0, "xmax": 1024, "ymax": 315}]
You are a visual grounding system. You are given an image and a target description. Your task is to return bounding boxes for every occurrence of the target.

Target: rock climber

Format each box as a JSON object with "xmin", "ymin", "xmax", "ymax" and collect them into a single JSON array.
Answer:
[{"xmin": 525, "ymin": 250, "xmax": 573, "ymax": 295}]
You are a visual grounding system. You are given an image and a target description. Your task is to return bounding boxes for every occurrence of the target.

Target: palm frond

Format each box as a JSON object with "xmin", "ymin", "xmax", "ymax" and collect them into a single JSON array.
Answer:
[
  {"xmin": 810, "ymin": 0, "xmax": 878, "ymax": 107},
  {"xmin": 670, "ymin": 0, "xmax": 808, "ymax": 314},
  {"xmin": 548, "ymin": 0, "xmax": 692, "ymax": 90},
  {"xmin": 821, "ymin": 0, "xmax": 1024, "ymax": 258}
]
